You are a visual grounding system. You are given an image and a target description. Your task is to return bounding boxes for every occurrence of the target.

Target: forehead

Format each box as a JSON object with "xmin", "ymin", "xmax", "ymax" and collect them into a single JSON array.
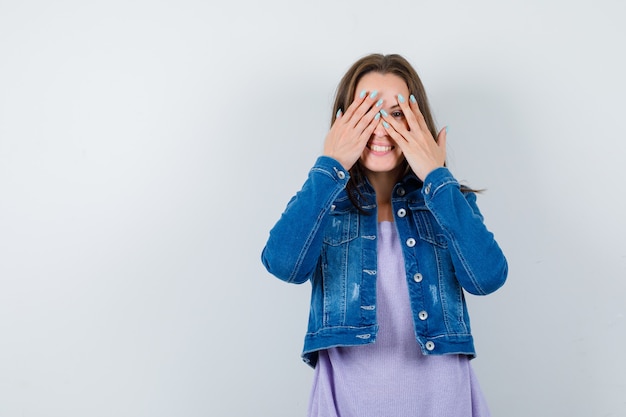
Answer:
[{"xmin": 355, "ymin": 72, "xmax": 408, "ymax": 93}]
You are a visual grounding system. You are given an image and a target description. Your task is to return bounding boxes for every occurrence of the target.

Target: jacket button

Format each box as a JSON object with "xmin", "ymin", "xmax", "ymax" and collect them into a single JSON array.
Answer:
[
  {"xmin": 337, "ymin": 171, "xmax": 346, "ymax": 180},
  {"xmin": 397, "ymin": 208, "xmax": 406, "ymax": 217},
  {"xmin": 418, "ymin": 311, "xmax": 428, "ymax": 320},
  {"xmin": 396, "ymin": 187, "xmax": 406, "ymax": 196},
  {"xmin": 413, "ymin": 273, "xmax": 423, "ymax": 282},
  {"xmin": 406, "ymin": 238, "xmax": 416, "ymax": 248},
  {"xmin": 424, "ymin": 183, "xmax": 431, "ymax": 194},
  {"xmin": 425, "ymin": 341, "xmax": 435, "ymax": 351}
]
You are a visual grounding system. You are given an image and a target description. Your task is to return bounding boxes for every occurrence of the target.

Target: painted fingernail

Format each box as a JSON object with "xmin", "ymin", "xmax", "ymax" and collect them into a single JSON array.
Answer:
[
  {"xmin": 336, "ymin": 109, "xmax": 342, "ymax": 118},
  {"xmin": 445, "ymin": 126, "xmax": 449, "ymax": 134},
  {"xmin": 359, "ymin": 90, "xmax": 367, "ymax": 99},
  {"xmin": 410, "ymin": 94, "xmax": 417, "ymax": 103},
  {"xmin": 374, "ymin": 112, "xmax": 381, "ymax": 120},
  {"xmin": 370, "ymin": 90, "xmax": 378, "ymax": 99},
  {"xmin": 375, "ymin": 99, "xmax": 383, "ymax": 107},
  {"xmin": 383, "ymin": 121, "xmax": 390, "ymax": 128},
  {"xmin": 380, "ymin": 108, "xmax": 388, "ymax": 117},
  {"xmin": 398, "ymin": 94, "xmax": 405, "ymax": 103}
]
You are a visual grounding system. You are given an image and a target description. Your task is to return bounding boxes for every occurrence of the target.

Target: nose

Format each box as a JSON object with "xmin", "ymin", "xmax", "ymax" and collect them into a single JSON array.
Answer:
[{"xmin": 373, "ymin": 115, "xmax": 387, "ymax": 137}]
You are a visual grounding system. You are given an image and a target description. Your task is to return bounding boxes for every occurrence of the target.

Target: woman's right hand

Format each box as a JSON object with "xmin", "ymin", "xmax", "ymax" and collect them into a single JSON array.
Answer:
[{"xmin": 323, "ymin": 91, "xmax": 382, "ymax": 170}]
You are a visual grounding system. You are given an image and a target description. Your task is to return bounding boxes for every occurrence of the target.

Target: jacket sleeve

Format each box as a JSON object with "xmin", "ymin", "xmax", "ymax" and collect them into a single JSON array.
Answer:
[
  {"xmin": 261, "ymin": 156, "xmax": 350, "ymax": 284},
  {"xmin": 422, "ymin": 167, "xmax": 508, "ymax": 295}
]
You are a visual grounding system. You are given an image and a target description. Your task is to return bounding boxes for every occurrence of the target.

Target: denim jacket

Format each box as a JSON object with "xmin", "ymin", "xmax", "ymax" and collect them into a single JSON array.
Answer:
[{"xmin": 262, "ymin": 156, "xmax": 507, "ymax": 367}]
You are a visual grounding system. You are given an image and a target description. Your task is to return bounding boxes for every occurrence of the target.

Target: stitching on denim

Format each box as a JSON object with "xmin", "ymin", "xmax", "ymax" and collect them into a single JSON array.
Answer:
[
  {"xmin": 450, "ymin": 238, "xmax": 486, "ymax": 295},
  {"xmin": 339, "ymin": 231, "xmax": 349, "ymax": 325},
  {"xmin": 431, "ymin": 204, "xmax": 485, "ymax": 294},
  {"xmin": 434, "ymin": 244, "xmax": 453, "ymax": 331},
  {"xmin": 287, "ymin": 176, "xmax": 345, "ymax": 284},
  {"xmin": 419, "ymin": 332, "xmax": 472, "ymax": 339},
  {"xmin": 458, "ymin": 288, "xmax": 468, "ymax": 333},
  {"xmin": 416, "ymin": 211, "xmax": 447, "ymax": 248},
  {"xmin": 305, "ymin": 324, "xmax": 378, "ymax": 336},
  {"xmin": 430, "ymin": 177, "xmax": 458, "ymax": 197},
  {"xmin": 426, "ymin": 186, "xmax": 486, "ymax": 295},
  {"xmin": 310, "ymin": 167, "xmax": 338, "ymax": 181}
]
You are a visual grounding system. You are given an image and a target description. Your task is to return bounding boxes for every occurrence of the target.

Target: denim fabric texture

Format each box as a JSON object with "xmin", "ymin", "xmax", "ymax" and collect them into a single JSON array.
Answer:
[{"xmin": 262, "ymin": 156, "xmax": 508, "ymax": 367}]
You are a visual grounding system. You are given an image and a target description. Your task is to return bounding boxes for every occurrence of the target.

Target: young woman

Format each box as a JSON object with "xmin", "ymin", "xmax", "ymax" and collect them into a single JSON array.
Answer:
[{"xmin": 261, "ymin": 53, "xmax": 508, "ymax": 417}]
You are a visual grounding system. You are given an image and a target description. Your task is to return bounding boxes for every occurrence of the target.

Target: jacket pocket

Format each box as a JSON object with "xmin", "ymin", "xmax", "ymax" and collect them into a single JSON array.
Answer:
[
  {"xmin": 323, "ymin": 210, "xmax": 359, "ymax": 246},
  {"xmin": 409, "ymin": 207, "xmax": 448, "ymax": 248}
]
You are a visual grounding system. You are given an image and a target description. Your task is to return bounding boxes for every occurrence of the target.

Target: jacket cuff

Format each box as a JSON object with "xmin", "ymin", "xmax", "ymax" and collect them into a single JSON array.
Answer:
[
  {"xmin": 312, "ymin": 156, "xmax": 351, "ymax": 185},
  {"xmin": 421, "ymin": 167, "xmax": 459, "ymax": 198}
]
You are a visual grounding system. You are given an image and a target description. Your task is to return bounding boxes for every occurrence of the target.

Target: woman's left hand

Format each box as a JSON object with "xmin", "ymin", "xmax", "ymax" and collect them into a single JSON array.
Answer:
[{"xmin": 380, "ymin": 94, "xmax": 447, "ymax": 181}]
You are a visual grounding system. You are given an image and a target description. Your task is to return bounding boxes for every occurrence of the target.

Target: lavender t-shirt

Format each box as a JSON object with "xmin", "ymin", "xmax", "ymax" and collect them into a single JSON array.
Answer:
[{"xmin": 308, "ymin": 221, "xmax": 491, "ymax": 417}]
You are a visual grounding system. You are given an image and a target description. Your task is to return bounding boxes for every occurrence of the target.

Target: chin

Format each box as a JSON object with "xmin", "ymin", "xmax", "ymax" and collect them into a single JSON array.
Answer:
[{"xmin": 361, "ymin": 159, "xmax": 405, "ymax": 175}]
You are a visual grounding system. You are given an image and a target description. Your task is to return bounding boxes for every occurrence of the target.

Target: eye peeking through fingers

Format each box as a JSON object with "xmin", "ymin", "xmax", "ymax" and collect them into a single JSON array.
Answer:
[{"xmin": 391, "ymin": 110, "xmax": 404, "ymax": 119}]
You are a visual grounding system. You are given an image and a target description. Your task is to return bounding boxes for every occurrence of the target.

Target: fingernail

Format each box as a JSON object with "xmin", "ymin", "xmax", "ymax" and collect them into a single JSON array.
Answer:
[
  {"xmin": 397, "ymin": 94, "xmax": 405, "ymax": 103},
  {"xmin": 383, "ymin": 121, "xmax": 390, "ymax": 128},
  {"xmin": 380, "ymin": 108, "xmax": 388, "ymax": 117},
  {"xmin": 359, "ymin": 90, "xmax": 367, "ymax": 99},
  {"xmin": 370, "ymin": 90, "xmax": 378, "ymax": 99},
  {"xmin": 375, "ymin": 99, "xmax": 383, "ymax": 107},
  {"xmin": 374, "ymin": 112, "xmax": 381, "ymax": 120},
  {"xmin": 336, "ymin": 109, "xmax": 342, "ymax": 118},
  {"xmin": 410, "ymin": 94, "xmax": 417, "ymax": 103},
  {"xmin": 445, "ymin": 126, "xmax": 449, "ymax": 134}
]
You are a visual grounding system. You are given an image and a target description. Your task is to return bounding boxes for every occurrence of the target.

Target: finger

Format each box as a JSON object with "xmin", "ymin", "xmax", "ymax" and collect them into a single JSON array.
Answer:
[
  {"xmin": 357, "ymin": 111, "xmax": 381, "ymax": 143},
  {"xmin": 379, "ymin": 107, "xmax": 409, "ymax": 141},
  {"xmin": 380, "ymin": 118, "xmax": 409, "ymax": 149},
  {"xmin": 395, "ymin": 93, "xmax": 421, "ymax": 133},
  {"xmin": 337, "ymin": 91, "xmax": 367, "ymax": 124},
  {"xmin": 345, "ymin": 90, "xmax": 382, "ymax": 128},
  {"xmin": 354, "ymin": 101, "xmax": 383, "ymax": 135},
  {"xmin": 408, "ymin": 94, "xmax": 429, "ymax": 133},
  {"xmin": 437, "ymin": 126, "xmax": 447, "ymax": 152}
]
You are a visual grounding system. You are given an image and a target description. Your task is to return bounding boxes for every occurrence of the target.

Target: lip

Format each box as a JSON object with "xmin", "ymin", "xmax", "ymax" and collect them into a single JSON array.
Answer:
[{"xmin": 366, "ymin": 143, "xmax": 395, "ymax": 155}]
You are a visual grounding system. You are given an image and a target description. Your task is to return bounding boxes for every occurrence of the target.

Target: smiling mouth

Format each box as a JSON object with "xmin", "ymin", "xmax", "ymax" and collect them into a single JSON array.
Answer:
[{"xmin": 368, "ymin": 144, "xmax": 394, "ymax": 152}]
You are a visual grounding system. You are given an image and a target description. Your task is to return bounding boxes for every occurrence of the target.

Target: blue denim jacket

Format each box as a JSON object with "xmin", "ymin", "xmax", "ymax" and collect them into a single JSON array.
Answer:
[{"xmin": 262, "ymin": 156, "xmax": 507, "ymax": 367}]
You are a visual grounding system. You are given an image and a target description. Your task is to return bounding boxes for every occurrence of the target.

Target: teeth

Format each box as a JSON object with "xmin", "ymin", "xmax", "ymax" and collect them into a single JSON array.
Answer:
[{"xmin": 370, "ymin": 144, "xmax": 392, "ymax": 152}]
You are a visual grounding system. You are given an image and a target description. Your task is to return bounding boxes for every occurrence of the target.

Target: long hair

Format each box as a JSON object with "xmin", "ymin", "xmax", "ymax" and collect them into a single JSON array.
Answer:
[{"xmin": 330, "ymin": 53, "xmax": 440, "ymax": 209}]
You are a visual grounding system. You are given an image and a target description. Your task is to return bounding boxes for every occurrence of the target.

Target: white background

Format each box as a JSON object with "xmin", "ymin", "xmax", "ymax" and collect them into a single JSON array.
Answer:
[{"xmin": 1, "ymin": 1, "xmax": 625, "ymax": 416}]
